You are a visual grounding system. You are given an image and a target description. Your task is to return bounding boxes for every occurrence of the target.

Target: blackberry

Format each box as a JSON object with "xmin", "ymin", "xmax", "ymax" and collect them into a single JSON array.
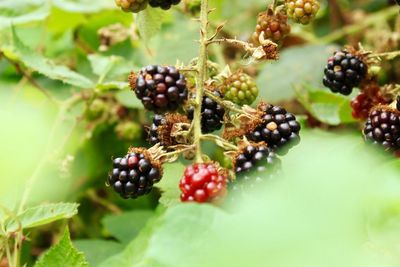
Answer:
[
  {"xmin": 221, "ymin": 72, "xmax": 259, "ymax": 106},
  {"xmin": 130, "ymin": 65, "xmax": 188, "ymax": 113},
  {"xmin": 179, "ymin": 163, "xmax": 228, "ymax": 203},
  {"xmin": 285, "ymin": 0, "xmax": 320, "ymax": 25},
  {"xmin": 364, "ymin": 106, "xmax": 400, "ymax": 152},
  {"xmin": 233, "ymin": 142, "xmax": 280, "ymax": 187},
  {"xmin": 323, "ymin": 50, "xmax": 367, "ymax": 95},
  {"xmin": 115, "ymin": 0, "xmax": 148, "ymax": 12},
  {"xmin": 351, "ymin": 84, "xmax": 388, "ymax": 120},
  {"xmin": 247, "ymin": 103, "xmax": 301, "ymax": 154},
  {"xmin": 397, "ymin": 96, "xmax": 400, "ymax": 111},
  {"xmin": 107, "ymin": 148, "xmax": 162, "ymax": 199},
  {"xmin": 148, "ymin": 113, "xmax": 190, "ymax": 147},
  {"xmin": 188, "ymin": 91, "xmax": 226, "ymax": 133},
  {"xmin": 148, "ymin": 0, "xmax": 180, "ymax": 10},
  {"xmin": 252, "ymin": 7, "xmax": 290, "ymax": 45}
]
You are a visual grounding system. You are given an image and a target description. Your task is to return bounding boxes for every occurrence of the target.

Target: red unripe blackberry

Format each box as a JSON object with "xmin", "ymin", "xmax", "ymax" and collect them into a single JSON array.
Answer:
[
  {"xmin": 247, "ymin": 103, "xmax": 301, "ymax": 154},
  {"xmin": 285, "ymin": 0, "xmax": 320, "ymax": 25},
  {"xmin": 252, "ymin": 7, "xmax": 290, "ymax": 45},
  {"xmin": 148, "ymin": 0, "xmax": 180, "ymax": 10},
  {"xmin": 115, "ymin": 0, "xmax": 148, "ymax": 12},
  {"xmin": 188, "ymin": 91, "xmax": 226, "ymax": 133},
  {"xmin": 221, "ymin": 72, "xmax": 259, "ymax": 106},
  {"xmin": 179, "ymin": 163, "xmax": 228, "ymax": 203},
  {"xmin": 233, "ymin": 142, "xmax": 281, "ymax": 188},
  {"xmin": 131, "ymin": 65, "xmax": 188, "ymax": 113},
  {"xmin": 350, "ymin": 85, "xmax": 388, "ymax": 120},
  {"xmin": 323, "ymin": 50, "xmax": 367, "ymax": 95},
  {"xmin": 108, "ymin": 148, "xmax": 163, "ymax": 199},
  {"xmin": 364, "ymin": 106, "xmax": 400, "ymax": 152}
]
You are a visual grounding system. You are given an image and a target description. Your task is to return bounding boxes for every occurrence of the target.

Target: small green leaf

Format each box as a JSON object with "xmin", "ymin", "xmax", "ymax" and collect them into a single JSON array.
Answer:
[
  {"xmin": 74, "ymin": 239, "xmax": 123, "ymax": 267},
  {"xmin": 102, "ymin": 210, "xmax": 154, "ymax": 244},
  {"xmin": 35, "ymin": 227, "xmax": 89, "ymax": 267},
  {"xmin": 6, "ymin": 203, "xmax": 78, "ymax": 233},
  {"xmin": 136, "ymin": 8, "xmax": 165, "ymax": 42},
  {"xmin": 1, "ymin": 27, "xmax": 94, "ymax": 89},
  {"xmin": 0, "ymin": 0, "xmax": 50, "ymax": 29},
  {"xmin": 88, "ymin": 54, "xmax": 134, "ymax": 82},
  {"xmin": 115, "ymin": 90, "xmax": 143, "ymax": 108},
  {"xmin": 156, "ymin": 162, "xmax": 186, "ymax": 207}
]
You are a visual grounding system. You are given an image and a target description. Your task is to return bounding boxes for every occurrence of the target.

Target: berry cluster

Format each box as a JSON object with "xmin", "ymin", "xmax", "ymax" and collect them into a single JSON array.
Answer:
[
  {"xmin": 115, "ymin": 0, "xmax": 148, "ymax": 13},
  {"xmin": 233, "ymin": 142, "xmax": 280, "ymax": 187},
  {"xmin": 108, "ymin": 149, "xmax": 162, "ymax": 199},
  {"xmin": 247, "ymin": 103, "xmax": 301, "ymax": 154},
  {"xmin": 132, "ymin": 65, "xmax": 188, "ymax": 113},
  {"xmin": 149, "ymin": 0, "xmax": 181, "ymax": 10},
  {"xmin": 188, "ymin": 91, "xmax": 226, "ymax": 133},
  {"xmin": 285, "ymin": 0, "xmax": 320, "ymax": 25},
  {"xmin": 323, "ymin": 50, "xmax": 367, "ymax": 95},
  {"xmin": 179, "ymin": 163, "xmax": 228, "ymax": 203},
  {"xmin": 364, "ymin": 106, "xmax": 400, "ymax": 152},
  {"xmin": 221, "ymin": 72, "xmax": 259, "ymax": 106},
  {"xmin": 351, "ymin": 85, "xmax": 388, "ymax": 120},
  {"xmin": 252, "ymin": 8, "xmax": 291, "ymax": 45}
]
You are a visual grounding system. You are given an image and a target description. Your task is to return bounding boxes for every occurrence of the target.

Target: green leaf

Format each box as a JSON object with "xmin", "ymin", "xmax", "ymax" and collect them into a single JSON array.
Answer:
[
  {"xmin": 102, "ymin": 210, "xmax": 154, "ymax": 244},
  {"xmin": 156, "ymin": 162, "xmax": 186, "ymax": 207},
  {"xmin": 74, "ymin": 239, "xmax": 123, "ymax": 267},
  {"xmin": 256, "ymin": 44, "xmax": 339, "ymax": 102},
  {"xmin": 0, "ymin": 0, "xmax": 50, "ymax": 29},
  {"xmin": 35, "ymin": 227, "xmax": 89, "ymax": 267},
  {"xmin": 136, "ymin": 8, "xmax": 165, "ymax": 42},
  {"xmin": 88, "ymin": 54, "xmax": 134, "ymax": 82},
  {"xmin": 0, "ymin": 27, "xmax": 94, "ymax": 89},
  {"xmin": 6, "ymin": 203, "xmax": 78, "ymax": 233},
  {"xmin": 115, "ymin": 90, "xmax": 143, "ymax": 108},
  {"xmin": 52, "ymin": 0, "xmax": 115, "ymax": 13}
]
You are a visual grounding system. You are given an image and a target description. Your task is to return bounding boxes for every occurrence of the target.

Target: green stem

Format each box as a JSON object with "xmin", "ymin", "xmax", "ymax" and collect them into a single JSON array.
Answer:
[
  {"xmin": 370, "ymin": 50, "xmax": 400, "ymax": 60},
  {"xmin": 193, "ymin": 0, "xmax": 209, "ymax": 163},
  {"xmin": 201, "ymin": 134, "xmax": 238, "ymax": 150},
  {"xmin": 204, "ymin": 89, "xmax": 246, "ymax": 115},
  {"xmin": 319, "ymin": 6, "xmax": 398, "ymax": 44}
]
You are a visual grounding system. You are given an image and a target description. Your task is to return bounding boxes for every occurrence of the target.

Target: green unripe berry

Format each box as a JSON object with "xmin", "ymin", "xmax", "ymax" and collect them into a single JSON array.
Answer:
[{"xmin": 221, "ymin": 72, "xmax": 259, "ymax": 106}]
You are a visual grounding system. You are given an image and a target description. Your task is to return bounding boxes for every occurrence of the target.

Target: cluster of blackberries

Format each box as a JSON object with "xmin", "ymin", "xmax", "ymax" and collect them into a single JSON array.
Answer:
[
  {"xmin": 364, "ymin": 107, "xmax": 400, "ymax": 152},
  {"xmin": 323, "ymin": 50, "xmax": 367, "ymax": 95},
  {"xmin": 132, "ymin": 65, "xmax": 188, "ymax": 113},
  {"xmin": 188, "ymin": 91, "xmax": 226, "ymax": 133},
  {"xmin": 108, "ymin": 150, "xmax": 162, "ymax": 199},
  {"xmin": 222, "ymin": 72, "xmax": 259, "ymax": 106},
  {"xmin": 179, "ymin": 163, "xmax": 228, "ymax": 203},
  {"xmin": 149, "ymin": 0, "xmax": 181, "ymax": 10},
  {"xmin": 252, "ymin": 8, "xmax": 291, "ymax": 45},
  {"xmin": 233, "ymin": 143, "xmax": 280, "ymax": 186},
  {"xmin": 247, "ymin": 104, "xmax": 301, "ymax": 154},
  {"xmin": 285, "ymin": 0, "xmax": 320, "ymax": 25}
]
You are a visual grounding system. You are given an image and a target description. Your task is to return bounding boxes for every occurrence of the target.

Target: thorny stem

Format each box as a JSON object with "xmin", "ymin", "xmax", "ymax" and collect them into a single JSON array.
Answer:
[
  {"xmin": 204, "ymin": 89, "xmax": 246, "ymax": 115},
  {"xmin": 192, "ymin": 0, "xmax": 209, "ymax": 163},
  {"xmin": 201, "ymin": 134, "xmax": 238, "ymax": 150}
]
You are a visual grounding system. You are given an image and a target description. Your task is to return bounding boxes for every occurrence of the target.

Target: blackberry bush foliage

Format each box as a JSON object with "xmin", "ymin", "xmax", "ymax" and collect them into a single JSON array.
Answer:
[
  {"xmin": 323, "ymin": 50, "xmax": 368, "ymax": 95},
  {"xmin": 108, "ymin": 148, "xmax": 163, "ymax": 199},
  {"xmin": 130, "ymin": 65, "xmax": 189, "ymax": 113}
]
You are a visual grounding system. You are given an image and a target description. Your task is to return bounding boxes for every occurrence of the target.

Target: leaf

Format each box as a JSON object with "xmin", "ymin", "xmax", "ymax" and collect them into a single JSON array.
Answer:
[
  {"xmin": 88, "ymin": 54, "xmax": 134, "ymax": 82},
  {"xmin": 0, "ymin": 0, "xmax": 50, "ymax": 29},
  {"xmin": 256, "ymin": 44, "xmax": 339, "ymax": 102},
  {"xmin": 115, "ymin": 90, "xmax": 143, "ymax": 108},
  {"xmin": 101, "ymin": 210, "xmax": 154, "ymax": 244},
  {"xmin": 6, "ymin": 203, "xmax": 79, "ymax": 233},
  {"xmin": 136, "ymin": 8, "xmax": 165, "ymax": 42},
  {"xmin": 0, "ymin": 27, "xmax": 94, "ymax": 89},
  {"xmin": 74, "ymin": 239, "xmax": 123, "ymax": 267},
  {"xmin": 52, "ymin": 0, "xmax": 115, "ymax": 13},
  {"xmin": 156, "ymin": 161, "xmax": 186, "ymax": 207},
  {"xmin": 35, "ymin": 227, "xmax": 89, "ymax": 267}
]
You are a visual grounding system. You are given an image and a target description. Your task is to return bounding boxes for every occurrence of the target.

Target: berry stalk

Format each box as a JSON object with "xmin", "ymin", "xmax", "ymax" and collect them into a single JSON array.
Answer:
[{"xmin": 192, "ymin": 0, "xmax": 209, "ymax": 162}]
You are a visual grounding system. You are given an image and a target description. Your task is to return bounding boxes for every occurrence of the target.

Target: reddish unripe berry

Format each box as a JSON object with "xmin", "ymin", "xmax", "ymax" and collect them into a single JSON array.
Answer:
[
  {"xmin": 179, "ymin": 163, "xmax": 228, "ymax": 203},
  {"xmin": 350, "ymin": 86, "xmax": 388, "ymax": 120}
]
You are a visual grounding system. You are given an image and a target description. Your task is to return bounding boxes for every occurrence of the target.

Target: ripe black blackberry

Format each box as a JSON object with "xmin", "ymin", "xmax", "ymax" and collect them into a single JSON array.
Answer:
[
  {"xmin": 148, "ymin": 0, "xmax": 180, "ymax": 10},
  {"xmin": 323, "ymin": 50, "xmax": 367, "ymax": 95},
  {"xmin": 233, "ymin": 142, "xmax": 280, "ymax": 186},
  {"xmin": 130, "ymin": 65, "xmax": 188, "ymax": 113},
  {"xmin": 148, "ymin": 113, "xmax": 190, "ymax": 147},
  {"xmin": 364, "ymin": 106, "xmax": 400, "ymax": 152},
  {"xmin": 188, "ymin": 91, "xmax": 226, "ymax": 134},
  {"xmin": 107, "ymin": 148, "xmax": 163, "ymax": 199},
  {"xmin": 247, "ymin": 103, "xmax": 301, "ymax": 154}
]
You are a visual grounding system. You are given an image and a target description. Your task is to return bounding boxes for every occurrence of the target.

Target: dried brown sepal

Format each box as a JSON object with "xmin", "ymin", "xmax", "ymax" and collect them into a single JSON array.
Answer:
[
  {"xmin": 128, "ymin": 71, "xmax": 137, "ymax": 90},
  {"xmin": 127, "ymin": 146, "xmax": 164, "ymax": 176},
  {"xmin": 370, "ymin": 104, "xmax": 400, "ymax": 116},
  {"xmin": 157, "ymin": 113, "xmax": 191, "ymax": 147}
]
